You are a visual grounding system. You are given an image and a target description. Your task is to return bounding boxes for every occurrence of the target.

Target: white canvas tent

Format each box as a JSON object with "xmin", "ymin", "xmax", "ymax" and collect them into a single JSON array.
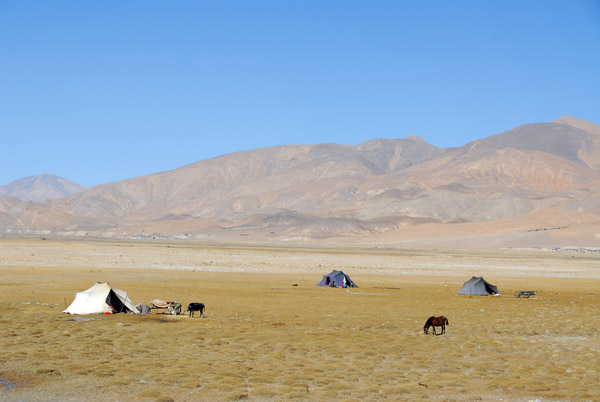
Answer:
[{"xmin": 64, "ymin": 282, "xmax": 138, "ymax": 314}]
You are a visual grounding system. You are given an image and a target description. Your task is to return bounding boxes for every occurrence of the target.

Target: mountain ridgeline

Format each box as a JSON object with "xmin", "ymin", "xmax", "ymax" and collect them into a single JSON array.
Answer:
[
  {"xmin": 0, "ymin": 174, "xmax": 87, "ymax": 203},
  {"xmin": 2, "ymin": 116, "xmax": 599, "ymax": 248}
]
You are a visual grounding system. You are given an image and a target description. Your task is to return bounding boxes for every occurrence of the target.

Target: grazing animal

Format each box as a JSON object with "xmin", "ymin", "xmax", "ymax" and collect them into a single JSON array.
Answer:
[
  {"xmin": 186, "ymin": 303, "xmax": 205, "ymax": 317},
  {"xmin": 423, "ymin": 316, "xmax": 449, "ymax": 335}
]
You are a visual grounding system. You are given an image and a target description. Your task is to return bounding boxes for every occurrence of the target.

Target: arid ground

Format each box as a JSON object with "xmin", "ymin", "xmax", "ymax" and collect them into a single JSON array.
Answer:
[{"xmin": 1, "ymin": 238, "xmax": 599, "ymax": 401}]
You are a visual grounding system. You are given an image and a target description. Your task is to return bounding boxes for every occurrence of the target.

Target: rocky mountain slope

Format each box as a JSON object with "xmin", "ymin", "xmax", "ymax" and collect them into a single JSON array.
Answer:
[{"xmin": 2, "ymin": 116, "xmax": 599, "ymax": 249}]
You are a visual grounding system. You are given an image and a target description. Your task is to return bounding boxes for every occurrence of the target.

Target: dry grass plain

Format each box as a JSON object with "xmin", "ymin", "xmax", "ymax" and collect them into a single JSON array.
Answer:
[{"xmin": 1, "ymin": 237, "xmax": 599, "ymax": 402}]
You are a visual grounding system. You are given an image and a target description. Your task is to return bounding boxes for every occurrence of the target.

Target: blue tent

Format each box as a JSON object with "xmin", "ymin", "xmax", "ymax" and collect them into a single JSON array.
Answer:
[
  {"xmin": 456, "ymin": 276, "xmax": 498, "ymax": 295},
  {"xmin": 315, "ymin": 270, "xmax": 358, "ymax": 288}
]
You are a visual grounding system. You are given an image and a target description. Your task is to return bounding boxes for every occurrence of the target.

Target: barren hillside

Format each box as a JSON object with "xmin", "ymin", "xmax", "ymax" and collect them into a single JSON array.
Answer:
[
  {"xmin": 0, "ymin": 174, "xmax": 86, "ymax": 202},
  {"xmin": 2, "ymin": 116, "xmax": 599, "ymax": 249}
]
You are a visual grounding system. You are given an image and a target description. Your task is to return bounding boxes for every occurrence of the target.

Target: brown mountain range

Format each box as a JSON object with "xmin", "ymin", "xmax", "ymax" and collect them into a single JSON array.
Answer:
[{"xmin": 2, "ymin": 116, "xmax": 599, "ymax": 249}]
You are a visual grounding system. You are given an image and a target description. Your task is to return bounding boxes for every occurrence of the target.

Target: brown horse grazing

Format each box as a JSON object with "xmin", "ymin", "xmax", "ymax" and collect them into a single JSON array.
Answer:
[{"xmin": 423, "ymin": 316, "xmax": 449, "ymax": 335}]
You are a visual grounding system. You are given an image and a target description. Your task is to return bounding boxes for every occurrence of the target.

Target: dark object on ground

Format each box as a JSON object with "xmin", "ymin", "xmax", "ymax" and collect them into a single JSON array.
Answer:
[
  {"xmin": 514, "ymin": 291, "xmax": 536, "ymax": 298},
  {"xmin": 136, "ymin": 303, "xmax": 151, "ymax": 314},
  {"xmin": 424, "ymin": 316, "xmax": 449, "ymax": 335},
  {"xmin": 186, "ymin": 303, "xmax": 205, "ymax": 317}
]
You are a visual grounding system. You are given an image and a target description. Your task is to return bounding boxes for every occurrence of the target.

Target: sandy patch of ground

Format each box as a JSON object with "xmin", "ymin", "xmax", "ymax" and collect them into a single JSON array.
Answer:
[{"xmin": 0, "ymin": 238, "xmax": 599, "ymax": 401}]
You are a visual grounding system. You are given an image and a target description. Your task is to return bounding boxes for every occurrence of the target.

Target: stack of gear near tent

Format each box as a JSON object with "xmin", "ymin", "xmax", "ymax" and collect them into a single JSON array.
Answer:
[
  {"xmin": 64, "ymin": 282, "xmax": 138, "ymax": 314},
  {"xmin": 150, "ymin": 299, "xmax": 182, "ymax": 315},
  {"xmin": 456, "ymin": 276, "xmax": 499, "ymax": 296},
  {"xmin": 315, "ymin": 270, "xmax": 358, "ymax": 288}
]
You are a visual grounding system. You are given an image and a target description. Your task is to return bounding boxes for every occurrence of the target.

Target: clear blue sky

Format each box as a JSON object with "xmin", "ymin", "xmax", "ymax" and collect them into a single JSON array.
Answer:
[{"xmin": 1, "ymin": 1, "xmax": 599, "ymax": 187}]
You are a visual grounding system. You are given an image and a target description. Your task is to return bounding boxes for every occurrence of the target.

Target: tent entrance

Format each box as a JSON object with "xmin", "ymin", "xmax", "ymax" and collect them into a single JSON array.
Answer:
[{"xmin": 106, "ymin": 290, "xmax": 128, "ymax": 313}]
